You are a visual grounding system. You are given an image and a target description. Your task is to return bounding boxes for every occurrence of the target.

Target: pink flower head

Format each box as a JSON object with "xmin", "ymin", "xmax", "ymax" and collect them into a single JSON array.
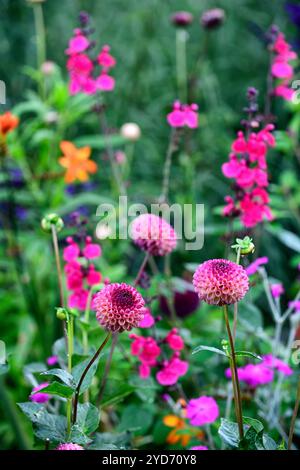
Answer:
[
  {"xmin": 165, "ymin": 328, "xmax": 184, "ymax": 351},
  {"xmin": 97, "ymin": 45, "xmax": 116, "ymax": 68},
  {"xmin": 131, "ymin": 213, "xmax": 177, "ymax": 256},
  {"xmin": 274, "ymin": 84, "xmax": 294, "ymax": 101},
  {"xmin": 167, "ymin": 101, "xmax": 186, "ymax": 127},
  {"xmin": 86, "ymin": 265, "xmax": 102, "ymax": 286},
  {"xmin": 186, "ymin": 396, "xmax": 219, "ymax": 426},
  {"xmin": 63, "ymin": 239, "xmax": 80, "ymax": 262},
  {"xmin": 66, "ymin": 33, "xmax": 89, "ymax": 55},
  {"xmin": 68, "ymin": 288, "xmax": 89, "ymax": 310},
  {"xmin": 193, "ymin": 259, "xmax": 249, "ymax": 306},
  {"xmin": 288, "ymin": 300, "xmax": 300, "ymax": 312},
  {"xmin": 96, "ymin": 71, "xmax": 115, "ymax": 91},
  {"xmin": 30, "ymin": 383, "xmax": 50, "ymax": 403},
  {"xmin": 190, "ymin": 446, "xmax": 208, "ymax": 450},
  {"xmin": 67, "ymin": 54, "xmax": 93, "ymax": 76},
  {"xmin": 94, "ymin": 283, "xmax": 145, "ymax": 332},
  {"xmin": 138, "ymin": 308, "xmax": 155, "ymax": 328},
  {"xmin": 56, "ymin": 443, "xmax": 84, "ymax": 450},
  {"xmin": 83, "ymin": 237, "xmax": 102, "ymax": 259},
  {"xmin": 270, "ymin": 283, "xmax": 284, "ymax": 298},
  {"xmin": 47, "ymin": 355, "xmax": 58, "ymax": 366},
  {"xmin": 156, "ymin": 353, "xmax": 188, "ymax": 386},
  {"xmin": 183, "ymin": 104, "xmax": 199, "ymax": 128},
  {"xmin": 245, "ymin": 256, "xmax": 269, "ymax": 275},
  {"xmin": 130, "ymin": 334, "xmax": 161, "ymax": 366},
  {"xmin": 262, "ymin": 354, "xmax": 293, "ymax": 376},
  {"xmin": 167, "ymin": 101, "xmax": 199, "ymax": 129},
  {"xmin": 226, "ymin": 364, "xmax": 274, "ymax": 388},
  {"xmin": 271, "ymin": 60, "xmax": 293, "ymax": 79},
  {"xmin": 139, "ymin": 363, "xmax": 151, "ymax": 379}
]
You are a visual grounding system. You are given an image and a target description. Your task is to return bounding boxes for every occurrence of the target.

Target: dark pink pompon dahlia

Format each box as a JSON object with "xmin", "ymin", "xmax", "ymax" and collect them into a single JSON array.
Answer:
[
  {"xmin": 193, "ymin": 259, "xmax": 249, "ymax": 306},
  {"xmin": 56, "ymin": 443, "xmax": 84, "ymax": 450},
  {"xmin": 94, "ymin": 283, "xmax": 145, "ymax": 332},
  {"xmin": 131, "ymin": 214, "xmax": 177, "ymax": 256}
]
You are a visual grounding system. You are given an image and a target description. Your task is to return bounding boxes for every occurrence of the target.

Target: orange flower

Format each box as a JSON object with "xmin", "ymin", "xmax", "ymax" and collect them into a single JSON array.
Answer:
[
  {"xmin": 163, "ymin": 414, "xmax": 205, "ymax": 448},
  {"xmin": 58, "ymin": 141, "xmax": 97, "ymax": 183},
  {"xmin": 0, "ymin": 112, "xmax": 19, "ymax": 136}
]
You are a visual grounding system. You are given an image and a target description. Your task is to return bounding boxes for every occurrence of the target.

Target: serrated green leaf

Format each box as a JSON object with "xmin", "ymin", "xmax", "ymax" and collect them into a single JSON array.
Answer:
[
  {"xmin": 76, "ymin": 403, "xmax": 100, "ymax": 434},
  {"xmin": 40, "ymin": 368, "xmax": 75, "ymax": 388},
  {"xmin": 218, "ymin": 419, "xmax": 240, "ymax": 448}
]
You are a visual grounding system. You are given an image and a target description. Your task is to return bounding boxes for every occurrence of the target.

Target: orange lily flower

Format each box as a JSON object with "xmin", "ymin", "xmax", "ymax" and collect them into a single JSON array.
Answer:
[
  {"xmin": 58, "ymin": 141, "xmax": 97, "ymax": 184},
  {"xmin": 0, "ymin": 112, "xmax": 19, "ymax": 136},
  {"xmin": 163, "ymin": 414, "xmax": 205, "ymax": 448}
]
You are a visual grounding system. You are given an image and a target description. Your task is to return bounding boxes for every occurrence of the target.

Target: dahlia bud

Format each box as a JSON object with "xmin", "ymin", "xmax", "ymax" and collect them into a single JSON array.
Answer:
[
  {"xmin": 41, "ymin": 213, "xmax": 64, "ymax": 233},
  {"xmin": 120, "ymin": 123, "xmax": 141, "ymax": 142},
  {"xmin": 94, "ymin": 283, "xmax": 145, "ymax": 332},
  {"xmin": 200, "ymin": 8, "xmax": 225, "ymax": 29},
  {"xmin": 56, "ymin": 307, "xmax": 67, "ymax": 320},
  {"xmin": 56, "ymin": 443, "xmax": 84, "ymax": 450},
  {"xmin": 131, "ymin": 214, "xmax": 177, "ymax": 256},
  {"xmin": 231, "ymin": 236, "xmax": 255, "ymax": 255},
  {"xmin": 193, "ymin": 259, "xmax": 249, "ymax": 306},
  {"xmin": 170, "ymin": 11, "xmax": 194, "ymax": 27}
]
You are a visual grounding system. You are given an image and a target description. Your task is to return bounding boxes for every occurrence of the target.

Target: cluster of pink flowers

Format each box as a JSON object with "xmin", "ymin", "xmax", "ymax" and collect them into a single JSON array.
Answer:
[
  {"xmin": 271, "ymin": 31, "xmax": 297, "ymax": 101},
  {"xmin": 130, "ymin": 328, "xmax": 188, "ymax": 386},
  {"xmin": 167, "ymin": 101, "xmax": 199, "ymax": 128},
  {"xmin": 64, "ymin": 236, "xmax": 102, "ymax": 310},
  {"xmin": 225, "ymin": 354, "xmax": 293, "ymax": 388},
  {"xmin": 66, "ymin": 21, "xmax": 116, "ymax": 95},
  {"xmin": 186, "ymin": 396, "xmax": 219, "ymax": 426},
  {"xmin": 222, "ymin": 124, "xmax": 276, "ymax": 227}
]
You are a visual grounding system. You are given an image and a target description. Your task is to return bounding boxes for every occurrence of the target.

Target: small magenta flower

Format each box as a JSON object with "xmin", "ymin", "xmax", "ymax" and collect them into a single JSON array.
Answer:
[
  {"xmin": 245, "ymin": 256, "xmax": 269, "ymax": 275},
  {"xmin": 56, "ymin": 443, "xmax": 84, "ymax": 450},
  {"xmin": 131, "ymin": 214, "xmax": 177, "ymax": 256},
  {"xmin": 193, "ymin": 259, "xmax": 249, "ymax": 306},
  {"xmin": 190, "ymin": 445, "xmax": 208, "ymax": 450},
  {"xmin": 94, "ymin": 283, "xmax": 145, "ymax": 332},
  {"xmin": 270, "ymin": 283, "xmax": 284, "ymax": 298},
  {"xmin": 29, "ymin": 383, "xmax": 50, "ymax": 403},
  {"xmin": 186, "ymin": 396, "xmax": 219, "ymax": 426}
]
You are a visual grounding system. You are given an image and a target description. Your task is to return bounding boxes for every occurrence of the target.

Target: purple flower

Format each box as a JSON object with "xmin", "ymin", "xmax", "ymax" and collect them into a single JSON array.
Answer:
[
  {"xmin": 46, "ymin": 355, "xmax": 58, "ymax": 366},
  {"xmin": 29, "ymin": 382, "xmax": 50, "ymax": 403},
  {"xmin": 245, "ymin": 256, "xmax": 269, "ymax": 275}
]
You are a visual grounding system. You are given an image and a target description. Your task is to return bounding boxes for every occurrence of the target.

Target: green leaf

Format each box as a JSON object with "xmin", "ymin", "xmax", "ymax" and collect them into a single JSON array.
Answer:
[
  {"xmin": 243, "ymin": 416, "xmax": 264, "ymax": 432},
  {"xmin": 129, "ymin": 376, "xmax": 158, "ymax": 403},
  {"xmin": 238, "ymin": 302, "xmax": 263, "ymax": 331},
  {"xmin": 40, "ymin": 369, "xmax": 75, "ymax": 388},
  {"xmin": 240, "ymin": 426, "xmax": 258, "ymax": 450},
  {"xmin": 76, "ymin": 403, "xmax": 100, "ymax": 434},
  {"xmin": 69, "ymin": 424, "xmax": 93, "ymax": 445},
  {"xmin": 34, "ymin": 381, "xmax": 74, "ymax": 399},
  {"xmin": 218, "ymin": 419, "xmax": 240, "ymax": 448},
  {"xmin": 235, "ymin": 351, "xmax": 262, "ymax": 361},
  {"xmin": 262, "ymin": 434, "xmax": 277, "ymax": 450},
  {"xmin": 192, "ymin": 345, "xmax": 227, "ymax": 357},
  {"xmin": 18, "ymin": 402, "xmax": 67, "ymax": 442},
  {"xmin": 118, "ymin": 404, "xmax": 154, "ymax": 435},
  {"xmin": 268, "ymin": 227, "xmax": 300, "ymax": 253}
]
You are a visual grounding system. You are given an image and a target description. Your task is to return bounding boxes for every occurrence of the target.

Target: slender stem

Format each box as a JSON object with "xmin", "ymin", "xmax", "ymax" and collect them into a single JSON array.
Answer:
[
  {"xmin": 288, "ymin": 375, "xmax": 300, "ymax": 450},
  {"xmin": 72, "ymin": 332, "xmax": 111, "ymax": 425},
  {"xmin": 160, "ymin": 129, "xmax": 179, "ymax": 203},
  {"xmin": 33, "ymin": 2, "xmax": 46, "ymax": 99},
  {"xmin": 223, "ymin": 305, "xmax": 244, "ymax": 439},
  {"xmin": 51, "ymin": 225, "xmax": 65, "ymax": 308},
  {"xmin": 97, "ymin": 332, "xmax": 119, "ymax": 405},
  {"xmin": 133, "ymin": 252, "xmax": 149, "ymax": 287},
  {"xmin": 233, "ymin": 248, "xmax": 241, "ymax": 343},
  {"xmin": 66, "ymin": 314, "xmax": 74, "ymax": 435},
  {"xmin": 176, "ymin": 28, "xmax": 188, "ymax": 103}
]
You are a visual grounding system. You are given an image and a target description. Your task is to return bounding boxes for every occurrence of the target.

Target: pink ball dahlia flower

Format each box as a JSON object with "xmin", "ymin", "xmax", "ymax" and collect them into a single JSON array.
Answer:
[
  {"xmin": 193, "ymin": 259, "xmax": 249, "ymax": 306},
  {"xmin": 94, "ymin": 283, "xmax": 145, "ymax": 332},
  {"xmin": 56, "ymin": 443, "xmax": 84, "ymax": 450},
  {"xmin": 131, "ymin": 214, "xmax": 177, "ymax": 256}
]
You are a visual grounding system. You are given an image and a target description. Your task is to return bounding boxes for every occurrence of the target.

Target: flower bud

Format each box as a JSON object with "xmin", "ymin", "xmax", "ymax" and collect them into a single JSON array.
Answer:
[
  {"xmin": 170, "ymin": 11, "xmax": 194, "ymax": 27},
  {"xmin": 41, "ymin": 213, "xmax": 64, "ymax": 233},
  {"xmin": 200, "ymin": 8, "xmax": 225, "ymax": 29},
  {"xmin": 120, "ymin": 123, "xmax": 141, "ymax": 142},
  {"xmin": 232, "ymin": 236, "xmax": 255, "ymax": 255},
  {"xmin": 56, "ymin": 308, "xmax": 67, "ymax": 321}
]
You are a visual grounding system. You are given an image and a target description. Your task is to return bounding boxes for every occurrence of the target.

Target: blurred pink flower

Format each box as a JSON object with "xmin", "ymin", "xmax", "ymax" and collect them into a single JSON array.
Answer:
[
  {"xmin": 138, "ymin": 309, "xmax": 155, "ymax": 328},
  {"xmin": 56, "ymin": 443, "xmax": 84, "ymax": 450},
  {"xmin": 165, "ymin": 328, "xmax": 184, "ymax": 351},
  {"xmin": 131, "ymin": 213, "xmax": 177, "ymax": 256},
  {"xmin": 245, "ymin": 256, "xmax": 269, "ymax": 275},
  {"xmin": 270, "ymin": 283, "xmax": 284, "ymax": 298},
  {"xmin": 190, "ymin": 445, "xmax": 208, "ymax": 450},
  {"xmin": 97, "ymin": 45, "xmax": 116, "ymax": 68},
  {"xmin": 30, "ymin": 383, "xmax": 50, "ymax": 404},
  {"xmin": 46, "ymin": 355, "xmax": 58, "ymax": 366},
  {"xmin": 186, "ymin": 396, "xmax": 219, "ymax": 426}
]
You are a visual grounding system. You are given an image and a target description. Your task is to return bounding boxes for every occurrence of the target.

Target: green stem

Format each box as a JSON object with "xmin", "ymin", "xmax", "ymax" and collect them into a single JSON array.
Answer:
[
  {"xmin": 33, "ymin": 2, "xmax": 46, "ymax": 99},
  {"xmin": 133, "ymin": 252, "xmax": 149, "ymax": 287},
  {"xmin": 224, "ymin": 305, "xmax": 244, "ymax": 440},
  {"xmin": 233, "ymin": 247, "xmax": 241, "ymax": 342},
  {"xmin": 82, "ymin": 288, "xmax": 94, "ymax": 403},
  {"xmin": 97, "ymin": 332, "xmax": 119, "ymax": 405},
  {"xmin": 72, "ymin": 332, "xmax": 111, "ymax": 425},
  {"xmin": 51, "ymin": 225, "xmax": 65, "ymax": 308},
  {"xmin": 287, "ymin": 375, "xmax": 300, "ymax": 450},
  {"xmin": 66, "ymin": 314, "xmax": 74, "ymax": 435},
  {"xmin": 176, "ymin": 28, "xmax": 188, "ymax": 103}
]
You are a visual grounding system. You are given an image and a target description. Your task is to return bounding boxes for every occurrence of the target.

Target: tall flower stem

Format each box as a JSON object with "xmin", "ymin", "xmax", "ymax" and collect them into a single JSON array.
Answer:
[
  {"xmin": 51, "ymin": 225, "xmax": 65, "ymax": 308},
  {"xmin": 66, "ymin": 313, "xmax": 74, "ymax": 435},
  {"xmin": 233, "ymin": 247, "xmax": 241, "ymax": 343},
  {"xmin": 33, "ymin": 1, "xmax": 46, "ymax": 99},
  {"xmin": 176, "ymin": 28, "xmax": 188, "ymax": 103},
  {"xmin": 133, "ymin": 252, "xmax": 149, "ymax": 287},
  {"xmin": 287, "ymin": 375, "xmax": 300, "ymax": 450},
  {"xmin": 223, "ymin": 305, "xmax": 244, "ymax": 439},
  {"xmin": 160, "ymin": 129, "xmax": 180, "ymax": 203},
  {"xmin": 72, "ymin": 332, "xmax": 111, "ymax": 425}
]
